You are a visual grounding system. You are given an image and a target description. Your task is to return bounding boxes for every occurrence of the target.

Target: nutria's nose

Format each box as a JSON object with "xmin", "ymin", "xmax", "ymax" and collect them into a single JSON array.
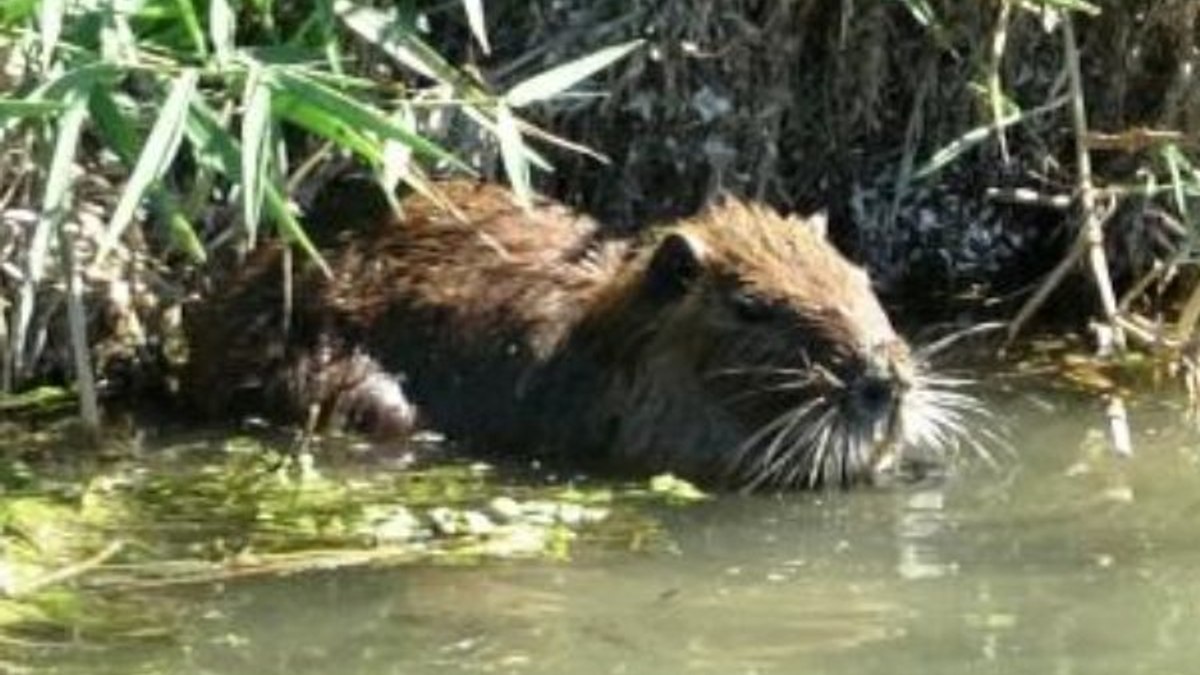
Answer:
[
  {"xmin": 850, "ymin": 342, "xmax": 908, "ymax": 420},
  {"xmin": 852, "ymin": 373, "xmax": 897, "ymax": 420}
]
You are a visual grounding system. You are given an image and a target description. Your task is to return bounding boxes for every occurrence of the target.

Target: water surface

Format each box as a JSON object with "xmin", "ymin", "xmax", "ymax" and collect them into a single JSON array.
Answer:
[{"xmin": 26, "ymin": 385, "xmax": 1200, "ymax": 674}]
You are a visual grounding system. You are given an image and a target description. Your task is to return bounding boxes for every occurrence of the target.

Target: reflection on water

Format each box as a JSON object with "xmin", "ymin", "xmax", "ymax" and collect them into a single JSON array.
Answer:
[{"xmin": 28, "ymin": 386, "xmax": 1200, "ymax": 674}]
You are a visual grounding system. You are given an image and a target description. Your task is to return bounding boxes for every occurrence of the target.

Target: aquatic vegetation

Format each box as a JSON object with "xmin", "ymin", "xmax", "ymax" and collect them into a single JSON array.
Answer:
[{"xmin": 0, "ymin": 427, "xmax": 691, "ymax": 648}]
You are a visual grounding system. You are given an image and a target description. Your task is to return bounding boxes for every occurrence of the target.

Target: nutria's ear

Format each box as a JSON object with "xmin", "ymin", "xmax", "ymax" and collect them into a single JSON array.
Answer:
[
  {"xmin": 807, "ymin": 210, "xmax": 828, "ymax": 240},
  {"xmin": 645, "ymin": 232, "xmax": 706, "ymax": 301},
  {"xmin": 787, "ymin": 210, "xmax": 828, "ymax": 240}
]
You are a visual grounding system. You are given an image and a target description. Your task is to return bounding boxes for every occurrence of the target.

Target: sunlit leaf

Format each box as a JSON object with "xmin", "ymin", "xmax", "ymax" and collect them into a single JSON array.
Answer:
[
  {"xmin": 505, "ymin": 39, "xmax": 642, "ymax": 108},
  {"xmin": 10, "ymin": 86, "xmax": 88, "ymax": 380},
  {"xmin": 495, "ymin": 102, "xmax": 531, "ymax": 207},
  {"xmin": 90, "ymin": 89, "xmax": 204, "ymax": 262},
  {"xmin": 267, "ymin": 67, "xmax": 469, "ymax": 171},
  {"xmin": 209, "ymin": 0, "xmax": 236, "ymax": 65},
  {"xmin": 241, "ymin": 63, "xmax": 273, "ymax": 245},
  {"xmin": 334, "ymin": 1, "xmax": 472, "ymax": 88},
  {"xmin": 99, "ymin": 69, "xmax": 198, "ymax": 262},
  {"xmin": 185, "ymin": 99, "xmax": 243, "ymax": 180},
  {"xmin": 36, "ymin": 0, "xmax": 65, "ymax": 70},
  {"xmin": 0, "ymin": 98, "xmax": 64, "ymax": 120},
  {"xmin": 914, "ymin": 95, "xmax": 1068, "ymax": 179},
  {"xmin": 461, "ymin": 0, "xmax": 490, "ymax": 54},
  {"xmin": 1025, "ymin": 0, "xmax": 1101, "ymax": 16},
  {"xmin": 264, "ymin": 184, "xmax": 330, "ymax": 276}
]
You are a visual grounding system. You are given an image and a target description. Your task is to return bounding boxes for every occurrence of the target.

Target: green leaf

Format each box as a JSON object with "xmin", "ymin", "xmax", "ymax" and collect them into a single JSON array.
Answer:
[
  {"xmin": 186, "ymin": 99, "xmax": 243, "ymax": 180},
  {"xmin": 174, "ymin": 0, "xmax": 210, "ymax": 59},
  {"xmin": 90, "ymin": 89, "xmax": 205, "ymax": 262},
  {"xmin": 272, "ymin": 90, "xmax": 383, "ymax": 164},
  {"xmin": 267, "ymin": 67, "xmax": 469, "ymax": 171},
  {"xmin": 0, "ymin": 99, "xmax": 65, "ymax": 120},
  {"xmin": 209, "ymin": 0, "xmax": 236, "ymax": 66},
  {"xmin": 37, "ymin": 0, "xmax": 65, "ymax": 70},
  {"xmin": 6, "ymin": 62, "xmax": 120, "ymax": 137},
  {"xmin": 9, "ymin": 86, "xmax": 89, "ymax": 380},
  {"xmin": 0, "ymin": 0, "xmax": 38, "ymax": 25},
  {"xmin": 264, "ymin": 184, "xmax": 330, "ymax": 276},
  {"xmin": 461, "ymin": 0, "xmax": 490, "ymax": 54},
  {"xmin": 334, "ymin": 1, "xmax": 474, "ymax": 89},
  {"xmin": 504, "ymin": 39, "xmax": 643, "ymax": 108},
  {"xmin": 186, "ymin": 101, "xmax": 325, "ymax": 269},
  {"xmin": 1160, "ymin": 144, "xmax": 1200, "ymax": 220},
  {"xmin": 914, "ymin": 95, "xmax": 1068, "ymax": 180},
  {"xmin": 241, "ymin": 63, "xmax": 273, "ymax": 245},
  {"xmin": 39, "ymin": 89, "xmax": 89, "ymax": 275},
  {"xmin": 1027, "ymin": 0, "xmax": 1101, "ymax": 16},
  {"xmin": 99, "ymin": 69, "xmax": 199, "ymax": 263},
  {"xmin": 494, "ymin": 102, "xmax": 531, "ymax": 207},
  {"xmin": 162, "ymin": 194, "xmax": 207, "ymax": 262}
]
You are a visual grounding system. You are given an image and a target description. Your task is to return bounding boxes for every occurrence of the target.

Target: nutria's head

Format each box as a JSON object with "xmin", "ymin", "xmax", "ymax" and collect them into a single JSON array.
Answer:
[{"xmin": 609, "ymin": 198, "xmax": 974, "ymax": 490}]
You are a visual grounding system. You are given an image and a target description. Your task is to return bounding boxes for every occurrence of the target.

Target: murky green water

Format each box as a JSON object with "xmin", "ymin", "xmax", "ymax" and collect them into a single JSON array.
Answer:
[{"xmin": 16, "ymin": 385, "xmax": 1200, "ymax": 675}]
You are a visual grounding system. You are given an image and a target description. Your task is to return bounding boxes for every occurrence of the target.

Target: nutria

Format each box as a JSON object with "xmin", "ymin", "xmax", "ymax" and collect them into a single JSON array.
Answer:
[{"xmin": 183, "ymin": 181, "xmax": 974, "ymax": 489}]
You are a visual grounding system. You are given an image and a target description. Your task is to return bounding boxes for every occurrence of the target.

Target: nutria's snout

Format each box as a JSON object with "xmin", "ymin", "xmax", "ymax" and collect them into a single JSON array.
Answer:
[{"xmin": 847, "ymin": 341, "xmax": 912, "ymax": 426}]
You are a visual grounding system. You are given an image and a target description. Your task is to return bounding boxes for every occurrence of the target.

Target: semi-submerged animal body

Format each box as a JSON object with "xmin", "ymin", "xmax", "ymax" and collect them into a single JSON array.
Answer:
[{"xmin": 184, "ymin": 181, "xmax": 975, "ymax": 490}]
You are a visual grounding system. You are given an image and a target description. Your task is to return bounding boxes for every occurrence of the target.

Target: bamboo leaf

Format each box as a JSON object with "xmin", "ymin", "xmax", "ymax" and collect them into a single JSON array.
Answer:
[
  {"xmin": 495, "ymin": 102, "xmax": 532, "ymax": 207},
  {"xmin": 37, "ymin": 0, "xmax": 65, "ymax": 70},
  {"xmin": 914, "ymin": 95, "xmax": 1069, "ymax": 180},
  {"xmin": 187, "ymin": 101, "xmax": 325, "ymax": 268},
  {"xmin": 9, "ymin": 86, "xmax": 89, "ymax": 382},
  {"xmin": 268, "ymin": 67, "xmax": 469, "ymax": 171},
  {"xmin": 264, "ymin": 183, "xmax": 330, "ymax": 276},
  {"xmin": 163, "ymin": 195, "xmax": 207, "ymax": 261},
  {"xmin": 186, "ymin": 99, "xmax": 243, "ymax": 180},
  {"xmin": 0, "ymin": 98, "xmax": 65, "ymax": 120},
  {"xmin": 242, "ymin": 63, "xmax": 273, "ymax": 245},
  {"xmin": 209, "ymin": 0, "xmax": 236, "ymax": 66},
  {"xmin": 272, "ymin": 89, "xmax": 383, "ymax": 164},
  {"xmin": 461, "ymin": 0, "xmax": 490, "ymax": 54},
  {"xmin": 90, "ymin": 89, "xmax": 204, "ymax": 262},
  {"xmin": 1025, "ymin": 0, "xmax": 1101, "ymax": 16},
  {"xmin": 334, "ymin": 1, "xmax": 473, "ymax": 88},
  {"xmin": 505, "ymin": 39, "xmax": 643, "ymax": 108},
  {"xmin": 26, "ymin": 62, "xmax": 122, "ymax": 103},
  {"xmin": 459, "ymin": 105, "xmax": 554, "ymax": 172},
  {"xmin": 99, "ymin": 69, "xmax": 198, "ymax": 263},
  {"xmin": 3, "ymin": 62, "xmax": 119, "ymax": 136},
  {"xmin": 174, "ymin": 0, "xmax": 210, "ymax": 59}
]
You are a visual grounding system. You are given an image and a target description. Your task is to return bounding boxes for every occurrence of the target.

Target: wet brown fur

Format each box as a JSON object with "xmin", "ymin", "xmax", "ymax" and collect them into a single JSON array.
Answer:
[{"xmin": 184, "ymin": 181, "xmax": 920, "ymax": 488}]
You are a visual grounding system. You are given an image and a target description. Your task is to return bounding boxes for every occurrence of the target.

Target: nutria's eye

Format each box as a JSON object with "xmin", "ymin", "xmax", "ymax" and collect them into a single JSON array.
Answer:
[{"xmin": 728, "ymin": 290, "xmax": 775, "ymax": 322}]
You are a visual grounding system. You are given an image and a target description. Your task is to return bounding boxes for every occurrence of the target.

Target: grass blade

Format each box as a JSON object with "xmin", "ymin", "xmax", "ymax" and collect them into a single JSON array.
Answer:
[
  {"xmin": 914, "ymin": 95, "xmax": 1068, "ymax": 180},
  {"xmin": 461, "ymin": 0, "xmax": 490, "ymax": 54},
  {"xmin": 173, "ymin": 0, "xmax": 210, "ymax": 59},
  {"xmin": 505, "ymin": 39, "xmax": 642, "ymax": 108},
  {"xmin": 209, "ymin": 0, "xmax": 236, "ymax": 65},
  {"xmin": 90, "ymin": 89, "xmax": 205, "ymax": 262},
  {"xmin": 98, "ymin": 68, "xmax": 198, "ymax": 263},
  {"xmin": 495, "ymin": 102, "xmax": 531, "ymax": 207},
  {"xmin": 36, "ymin": 0, "xmax": 65, "ymax": 70},
  {"xmin": 0, "ymin": 98, "xmax": 65, "ymax": 120},
  {"xmin": 186, "ymin": 99, "xmax": 243, "ymax": 180},
  {"xmin": 264, "ymin": 183, "xmax": 330, "ymax": 276},
  {"xmin": 334, "ymin": 1, "xmax": 475, "ymax": 90},
  {"xmin": 241, "ymin": 63, "xmax": 273, "ymax": 246},
  {"xmin": 268, "ymin": 67, "xmax": 469, "ymax": 171},
  {"xmin": 9, "ymin": 86, "xmax": 88, "ymax": 389}
]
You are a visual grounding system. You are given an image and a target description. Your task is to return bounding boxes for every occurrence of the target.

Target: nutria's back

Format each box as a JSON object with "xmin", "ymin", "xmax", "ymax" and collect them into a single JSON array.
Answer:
[{"xmin": 185, "ymin": 181, "xmax": 971, "ymax": 489}]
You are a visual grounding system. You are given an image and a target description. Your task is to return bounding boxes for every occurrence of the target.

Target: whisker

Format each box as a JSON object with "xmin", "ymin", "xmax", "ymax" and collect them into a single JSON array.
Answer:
[
  {"xmin": 914, "ymin": 321, "xmax": 1007, "ymax": 360},
  {"xmin": 721, "ymin": 377, "xmax": 822, "ymax": 407},
  {"xmin": 733, "ymin": 399, "xmax": 826, "ymax": 491}
]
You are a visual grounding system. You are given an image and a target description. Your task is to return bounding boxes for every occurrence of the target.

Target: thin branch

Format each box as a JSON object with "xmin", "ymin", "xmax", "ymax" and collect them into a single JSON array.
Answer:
[
  {"xmin": 6, "ymin": 540, "xmax": 125, "ymax": 600},
  {"xmin": 1063, "ymin": 15, "xmax": 1124, "ymax": 351}
]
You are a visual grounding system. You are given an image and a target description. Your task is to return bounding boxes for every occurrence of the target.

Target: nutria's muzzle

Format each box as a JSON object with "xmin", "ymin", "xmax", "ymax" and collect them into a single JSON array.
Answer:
[{"xmin": 848, "ymin": 340, "xmax": 913, "ymax": 432}]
